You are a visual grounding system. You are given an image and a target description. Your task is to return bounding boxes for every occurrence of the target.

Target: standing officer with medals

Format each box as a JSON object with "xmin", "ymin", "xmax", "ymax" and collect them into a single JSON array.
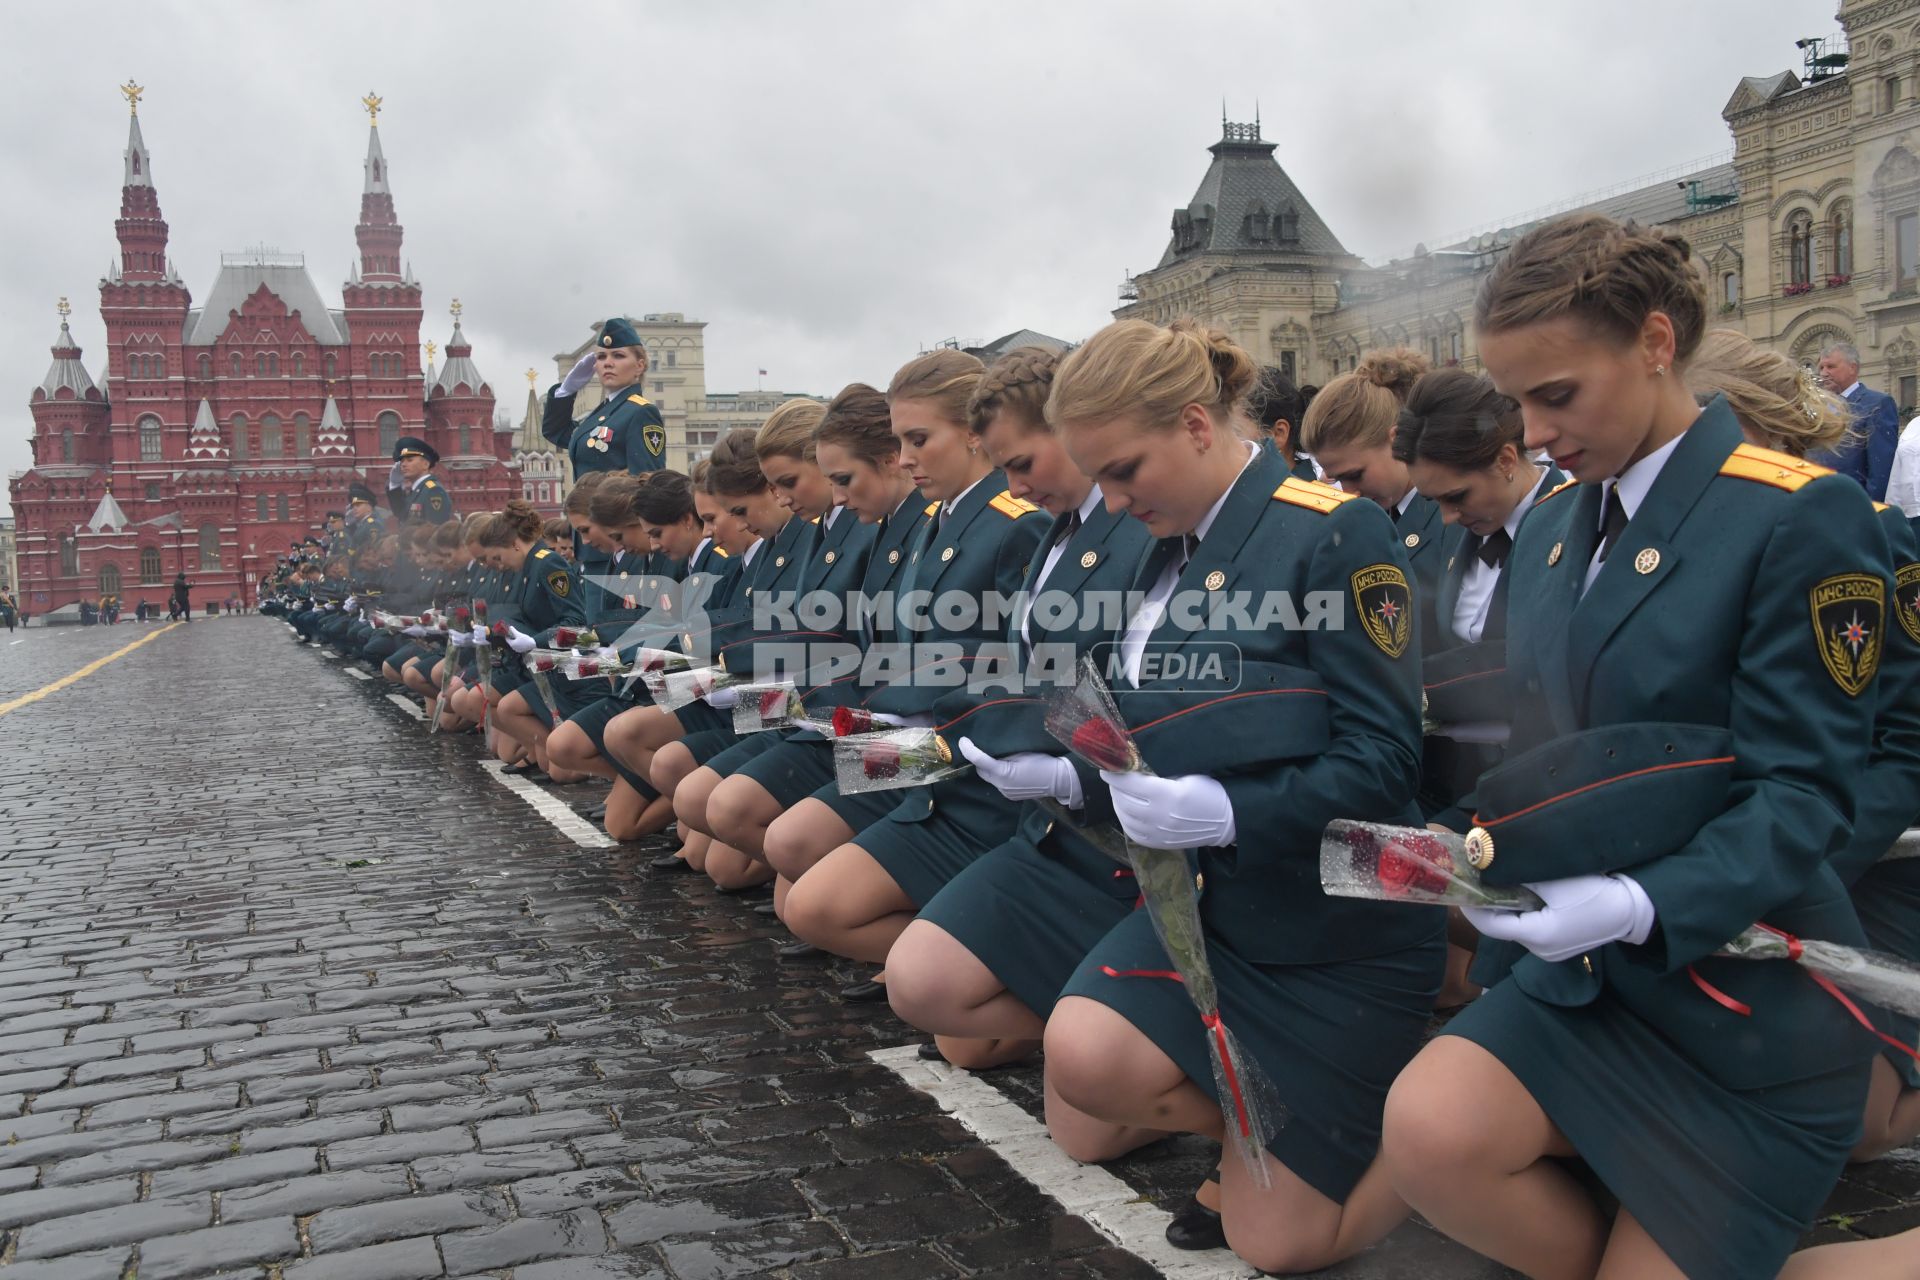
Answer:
[{"xmin": 388, "ymin": 437, "xmax": 455, "ymax": 526}]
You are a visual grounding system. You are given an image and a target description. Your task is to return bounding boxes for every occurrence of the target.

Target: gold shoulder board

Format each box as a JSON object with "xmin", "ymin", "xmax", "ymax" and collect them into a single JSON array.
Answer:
[{"xmin": 1271, "ymin": 476, "xmax": 1353, "ymax": 514}]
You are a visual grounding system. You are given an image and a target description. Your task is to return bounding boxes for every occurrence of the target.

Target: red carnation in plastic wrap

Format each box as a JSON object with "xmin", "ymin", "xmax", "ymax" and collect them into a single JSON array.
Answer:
[
  {"xmin": 760, "ymin": 688, "xmax": 793, "ymax": 718},
  {"xmin": 532, "ymin": 657, "xmax": 557, "ymax": 674},
  {"xmin": 451, "ymin": 607, "xmax": 471, "ymax": 627},
  {"xmin": 576, "ymin": 659, "xmax": 604, "ymax": 677},
  {"xmin": 1376, "ymin": 833, "xmax": 1454, "ymax": 898},
  {"xmin": 833, "ymin": 706, "xmax": 874, "ymax": 737},
  {"xmin": 473, "ymin": 600, "xmax": 488, "ymax": 619},
  {"xmin": 552, "ymin": 626, "xmax": 580, "ymax": 649},
  {"xmin": 1070, "ymin": 717, "xmax": 1141, "ymax": 773}
]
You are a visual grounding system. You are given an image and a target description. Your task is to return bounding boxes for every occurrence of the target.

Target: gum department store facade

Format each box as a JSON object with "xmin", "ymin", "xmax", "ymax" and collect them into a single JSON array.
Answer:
[{"xmin": 1119, "ymin": 0, "xmax": 1920, "ymax": 418}]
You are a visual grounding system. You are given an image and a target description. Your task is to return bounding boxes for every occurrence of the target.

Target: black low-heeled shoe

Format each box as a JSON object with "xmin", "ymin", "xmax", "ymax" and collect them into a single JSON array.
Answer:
[
  {"xmin": 839, "ymin": 978, "xmax": 887, "ymax": 1004},
  {"xmin": 1164, "ymin": 1191, "xmax": 1226, "ymax": 1251},
  {"xmin": 648, "ymin": 851, "xmax": 689, "ymax": 871},
  {"xmin": 501, "ymin": 761, "xmax": 536, "ymax": 776},
  {"xmin": 776, "ymin": 940, "xmax": 821, "ymax": 959},
  {"xmin": 916, "ymin": 1041, "xmax": 945, "ymax": 1062},
  {"xmin": 753, "ymin": 901, "xmax": 779, "ymax": 917}
]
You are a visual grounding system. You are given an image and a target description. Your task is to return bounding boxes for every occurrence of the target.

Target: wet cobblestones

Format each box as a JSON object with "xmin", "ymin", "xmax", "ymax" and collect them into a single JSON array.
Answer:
[{"xmin": 0, "ymin": 619, "xmax": 1916, "ymax": 1278}]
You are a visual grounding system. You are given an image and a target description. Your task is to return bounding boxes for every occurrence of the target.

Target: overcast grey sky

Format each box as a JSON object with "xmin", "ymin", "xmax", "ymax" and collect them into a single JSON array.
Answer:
[{"xmin": 2, "ymin": 0, "xmax": 1830, "ymax": 515}]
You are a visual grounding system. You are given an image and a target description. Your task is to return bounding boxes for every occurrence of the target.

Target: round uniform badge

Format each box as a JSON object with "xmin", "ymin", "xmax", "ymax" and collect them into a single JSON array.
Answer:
[
  {"xmin": 1547, "ymin": 542, "xmax": 1563, "ymax": 566},
  {"xmin": 1080, "ymin": 551, "xmax": 1098, "ymax": 569},
  {"xmin": 824, "ymin": 551, "xmax": 837, "ymax": 564},
  {"xmin": 1204, "ymin": 570, "xmax": 1226, "ymax": 591},
  {"xmin": 1634, "ymin": 548, "xmax": 1660, "ymax": 575},
  {"xmin": 941, "ymin": 547, "xmax": 954, "ymax": 562},
  {"xmin": 1465, "ymin": 827, "xmax": 1496, "ymax": 870},
  {"xmin": 1404, "ymin": 533, "xmax": 1420, "ymax": 548},
  {"xmin": 775, "ymin": 556, "xmax": 786, "ymax": 568},
  {"xmin": 888, "ymin": 549, "xmax": 901, "ymax": 564}
]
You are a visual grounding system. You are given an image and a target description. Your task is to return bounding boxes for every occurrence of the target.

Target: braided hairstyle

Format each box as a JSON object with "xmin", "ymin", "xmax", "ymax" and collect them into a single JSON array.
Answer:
[
  {"xmin": 1684, "ymin": 328, "xmax": 1851, "ymax": 459},
  {"xmin": 1047, "ymin": 317, "xmax": 1258, "ymax": 435},
  {"xmin": 1475, "ymin": 213, "xmax": 1706, "ymax": 364},
  {"xmin": 477, "ymin": 499, "xmax": 544, "ymax": 548},
  {"xmin": 1301, "ymin": 347, "xmax": 1431, "ymax": 452},
  {"xmin": 1392, "ymin": 368, "xmax": 1524, "ymax": 470},
  {"xmin": 968, "ymin": 346, "xmax": 1063, "ymax": 435}
]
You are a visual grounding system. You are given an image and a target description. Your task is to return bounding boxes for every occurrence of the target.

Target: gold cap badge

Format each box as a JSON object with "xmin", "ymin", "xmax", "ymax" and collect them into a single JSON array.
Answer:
[{"xmin": 1465, "ymin": 827, "xmax": 1496, "ymax": 870}]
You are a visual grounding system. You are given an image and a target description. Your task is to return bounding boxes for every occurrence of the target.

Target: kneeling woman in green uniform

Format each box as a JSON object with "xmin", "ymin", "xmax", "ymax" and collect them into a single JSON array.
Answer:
[
  {"xmin": 471, "ymin": 501, "xmax": 584, "ymax": 762},
  {"xmin": 1038, "ymin": 320, "xmax": 1444, "ymax": 1274},
  {"xmin": 1686, "ymin": 329, "xmax": 1920, "ymax": 1172},
  {"xmin": 1382, "ymin": 214, "xmax": 1915, "ymax": 1280}
]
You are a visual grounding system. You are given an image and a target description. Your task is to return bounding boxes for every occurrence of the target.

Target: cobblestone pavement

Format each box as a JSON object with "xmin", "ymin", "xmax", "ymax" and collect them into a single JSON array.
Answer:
[{"xmin": 0, "ymin": 616, "xmax": 1916, "ymax": 1280}]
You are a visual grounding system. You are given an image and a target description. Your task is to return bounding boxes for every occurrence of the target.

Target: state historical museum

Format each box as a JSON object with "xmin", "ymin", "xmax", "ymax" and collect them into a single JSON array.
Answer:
[{"xmin": 9, "ymin": 87, "xmax": 515, "ymax": 615}]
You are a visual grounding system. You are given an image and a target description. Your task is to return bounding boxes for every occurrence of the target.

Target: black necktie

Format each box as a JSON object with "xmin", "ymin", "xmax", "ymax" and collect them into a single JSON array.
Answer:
[
  {"xmin": 1476, "ymin": 528, "xmax": 1512, "ymax": 569},
  {"xmin": 1598, "ymin": 487, "xmax": 1629, "ymax": 562},
  {"xmin": 1056, "ymin": 510, "xmax": 1082, "ymax": 550}
]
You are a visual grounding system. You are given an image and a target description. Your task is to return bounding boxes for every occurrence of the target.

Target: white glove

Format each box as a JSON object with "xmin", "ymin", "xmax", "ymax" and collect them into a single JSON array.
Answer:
[
  {"xmin": 505, "ymin": 625, "xmax": 537, "ymax": 655},
  {"xmin": 403, "ymin": 625, "xmax": 427, "ymax": 638},
  {"xmin": 558, "ymin": 351, "xmax": 598, "ymax": 396},
  {"xmin": 592, "ymin": 645, "xmax": 619, "ymax": 661},
  {"xmin": 471, "ymin": 624, "xmax": 489, "ymax": 646},
  {"xmin": 344, "ymin": 595, "xmax": 357, "ymax": 610},
  {"xmin": 387, "ymin": 461, "xmax": 405, "ymax": 489},
  {"xmin": 448, "ymin": 631, "xmax": 473, "ymax": 649},
  {"xmin": 1463, "ymin": 874, "xmax": 1656, "ymax": 965},
  {"xmin": 705, "ymin": 686, "xmax": 740, "ymax": 709},
  {"xmin": 959, "ymin": 738, "xmax": 1082, "ymax": 808},
  {"xmin": 1099, "ymin": 770, "xmax": 1236, "ymax": 850},
  {"xmin": 869, "ymin": 711, "xmax": 937, "ymax": 729}
]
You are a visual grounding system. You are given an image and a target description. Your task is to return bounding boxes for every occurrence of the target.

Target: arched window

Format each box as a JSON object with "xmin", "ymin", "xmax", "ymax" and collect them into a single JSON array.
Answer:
[
  {"xmin": 276, "ymin": 494, "xmax": 290, "ymax": 522},
  {"xmin": 291, "ymin": 351, "xmax": 303, "ymax": 376},
  {"xmin": 230, "ymin": 414, "xmax": 249, "ymax": 460},
  {"xmin": 139, "ymin": 547, "xmax": 161, "ymax": 584},
  {"xmin": 537, "ymin": 482, "xmax": 550, "ymax": 503},
  {"xmin": 138, "ymin": 414, "xmax": 163, "ymax": 462},
  {"xmin": 155, "ymin": 353, "xmax": 167, "ymax": 378},
  {"xmin": 99, "ymin": 564, "xmax": 120, "ymax": 596},
  {"xmin": 60, "ymin": 429, "xmax": 74, "ymax": 463},
  {"xmin": 198, "ymin": 524, "xmax": 221, "ymax": 571},
  {"xmin": 256, "ymin": 494, "xmax": 268, "ymax": 521},
  {"xmin": 1886, "ymin": 76, "xmax": 1902, "ymax": 114},
  {"xmin": 255, "ymin": 352, "xmax": 269, "ymax": 376},
  {"xmin": 1724, "ymin": 272, "xmax": 1741, "ymax": 306},
  {"xmin": 1789, "ymin": 214, "xmax": 1813, "ymax": 286},
  {"xmin": 292, "ymin": 412, "xmax": 311, "ymax": 458},
  {"xmin": 260, "ymin": 413, "xmax": 284, "ymax": 459},
  {"xmin": 667, "ymin": 351, "xmax": 676, "ymax": 368},
  {"xmin": 230, "ymin": 351, "xmax": 243, "ymax": 376},
  {"xmin": 459, "ymin": 425, "xmax": 472, "ymax": 455},
  {"xmin": 197, "ymin": 353, "xmax": 211, "ymax": 380},
  {"xmin": 323, "ymin": 353, "xmax": 336, "ymax": 379},
  {"xmin": 1832, "ymin": 207, "xmax": 1854, "ymax": 277},
  {"xmin": 377, "ymin": 411, "xmax": 401, "ymax": 457},
  {"xmin": 59, "ymin": 535, "xmax": 77, "ymax": 576}
]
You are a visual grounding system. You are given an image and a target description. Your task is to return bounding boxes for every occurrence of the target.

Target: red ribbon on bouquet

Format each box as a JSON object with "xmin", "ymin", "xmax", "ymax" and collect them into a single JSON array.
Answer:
[
  {"xmin": 1098, "ymin": 964, "xmax": 1255, "ymax": 1141},
  {"xmin": 1688, "ymin": 924, "xmax": 1920, "ymax": 1065}
]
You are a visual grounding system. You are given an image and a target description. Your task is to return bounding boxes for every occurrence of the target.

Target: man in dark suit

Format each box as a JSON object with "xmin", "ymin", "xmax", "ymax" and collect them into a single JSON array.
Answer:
[{"xmin": 1813, "ymin": 340, "xmax": 1900, "ymax": 501}]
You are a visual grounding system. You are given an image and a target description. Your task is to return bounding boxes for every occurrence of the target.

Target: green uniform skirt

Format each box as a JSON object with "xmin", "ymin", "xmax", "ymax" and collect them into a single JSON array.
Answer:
[
  {"xmin": 919, "ymin": 826, "xmax": 1137, "ymax": 1020},
  {"xmin": 856, "ymin": 774, "xmax": 1022, "ymax": 909},
  {"xmin": 1061, "ymin": 911, "xmax": 1442, "ymax": 1204},
  {"xmin": 1444, "ymin": 976, "xmax": 1871, "ymax": 1280},
  {"xmin": 1851, "ymin": 860, "xmax": 1920, "ymax": 1088},
  {"xmin": 734, "ymin": 739, "xmax": 837, "ymax": 809}
]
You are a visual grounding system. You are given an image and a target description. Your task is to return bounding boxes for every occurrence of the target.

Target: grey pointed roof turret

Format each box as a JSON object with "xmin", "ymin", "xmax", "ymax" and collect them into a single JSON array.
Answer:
[
  {"xmin": 185, "ymin": 397, "xmax": 229, "ymax": 461},
  {"xmin": 1157, "ymin": 119, "xmax": 1349, "ymax": 266},
  {"xmin": 363, "ymin": 124, "xmax": 389, "ymax": 195},
  {"xmin": 124, "ymin": 111, "xmax": 153, "ymax": 188},
  {"xmin": 39, "ymin": 320, "xmax": 100, "ymax": 399},
  {"xmin": 86, "ymin": 487, "xmax": 130, "ymax": 533},
  {"xmin": 433, "ymin": 318, "xmax": 489, "ymax": 397},
  {"xmin": 314, "ymin": 394, "xmax": 353, "ymax": 457},
  {"xmin": 517, "ymin": 386, "xmax": 550, "ymax": 453}
]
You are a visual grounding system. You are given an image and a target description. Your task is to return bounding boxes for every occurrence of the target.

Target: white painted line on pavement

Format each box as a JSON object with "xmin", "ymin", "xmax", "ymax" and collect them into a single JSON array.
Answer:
[
  {"xmin": 869, "ymin": 1044, "xmax": 1258, "ymax": 1278},
  {"xmin": 320, "ymin": 648, "xmax": 342, "ymax": 659},
  {"xmin": 385, "ymin": 693, "xmax": 425, "ymax": 720},
  {"xmin": 8, "ymin": 639, "xmax": 23, "ymax": 646},
  {"xmin": 478, "ymin": 759, "xmax": 616, "ymax": 849},
  {"xmin": 343, "ymin": 667, "xmax": 371, "ymax": 681}
]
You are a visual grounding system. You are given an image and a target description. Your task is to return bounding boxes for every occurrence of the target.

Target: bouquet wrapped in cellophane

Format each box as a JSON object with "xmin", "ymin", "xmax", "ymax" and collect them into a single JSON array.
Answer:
[
  {"xmin": 1043, "ymin": 655, "xmax": 1282, "ymax": 1187},
  {"xmin": 1321, "ymin": 818, "xmax": 1920, "ymax": 1026},
  {"xmin": 832, "ymin": 727, "xmax": 971, "ymax": 794},
  {"xmin": 651, "ymin": 665, "xmax": 741, "ymax": 712},
  {"xmin": 732, "ymin": 682, "xmax": 816, "ymax": 734}
]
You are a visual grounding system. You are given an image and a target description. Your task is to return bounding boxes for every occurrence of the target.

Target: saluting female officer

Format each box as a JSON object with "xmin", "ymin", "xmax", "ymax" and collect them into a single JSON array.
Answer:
[
  {"xmin": 544, "ymin": 318, "xmax": 668, "ymax": 477},
  {"xmin": 1382, "ymin": 214, "xmax": 1912, "ymax": 1280}
]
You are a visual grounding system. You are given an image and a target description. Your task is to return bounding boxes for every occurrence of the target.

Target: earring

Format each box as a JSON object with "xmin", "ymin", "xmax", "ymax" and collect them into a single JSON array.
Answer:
[{"xmin": 1654, "ymin": 364, "xmax": 1668, "ymax": 377}]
